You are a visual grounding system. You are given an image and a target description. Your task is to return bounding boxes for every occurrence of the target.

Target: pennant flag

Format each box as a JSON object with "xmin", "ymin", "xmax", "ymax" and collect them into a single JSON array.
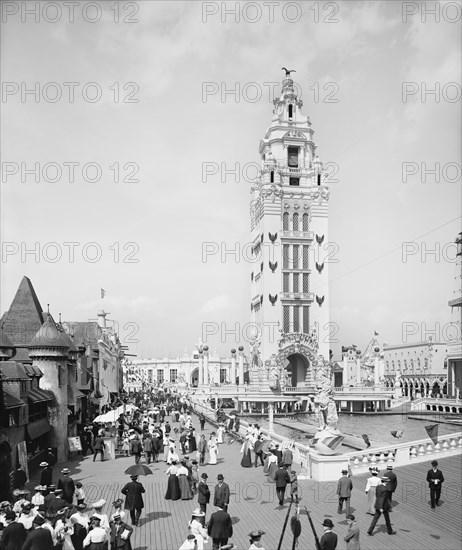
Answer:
[
  {"xmin": 391, "ymin": 430, "xmax": 404, "ymax": 439},
  {"xmin": 101, "ymin": 288, "xmax": 106, "ymax": 299},
  {"xmin": 362, "ymin": 434, "xmax": 371, "ymax": 448},
  {"xmin": 425, "ymin": 424, "xmax": 439, "ymax": 445},
  {"xmin": 374, "ymin": 331, "xmax": 379, "ymax": 336}
]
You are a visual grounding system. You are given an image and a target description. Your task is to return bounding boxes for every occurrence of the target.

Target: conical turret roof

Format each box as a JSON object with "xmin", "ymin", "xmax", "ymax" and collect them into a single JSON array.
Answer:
[{"xmin": 29, "ymin": 314, "xmax": 71, "ymax": 349}]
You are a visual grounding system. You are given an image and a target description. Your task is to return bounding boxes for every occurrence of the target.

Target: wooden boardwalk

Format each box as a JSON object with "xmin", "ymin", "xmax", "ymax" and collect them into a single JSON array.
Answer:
[{"xmin": 28, "ymin": 418, "xmax": 462, "ymax": 550}]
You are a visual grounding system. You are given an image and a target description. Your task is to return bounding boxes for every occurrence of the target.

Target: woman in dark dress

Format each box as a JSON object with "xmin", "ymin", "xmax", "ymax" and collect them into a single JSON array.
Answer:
[
  {"xmin": 240, "ymin": 436, "xmax": 253, "ymax": 468},
  {"xmin": 187, "ymin": 429, "xmax": 197, "ymax": 453},
  {"xmin": 164, "ymin": 460, "xmax": 181, "ymax": 501}
]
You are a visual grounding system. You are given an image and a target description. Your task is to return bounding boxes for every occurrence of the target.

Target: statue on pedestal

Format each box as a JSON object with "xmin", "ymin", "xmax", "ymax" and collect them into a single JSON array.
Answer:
[{"xmin": 308, "ymin": 374, "xmax": 344, "ymax": 455}]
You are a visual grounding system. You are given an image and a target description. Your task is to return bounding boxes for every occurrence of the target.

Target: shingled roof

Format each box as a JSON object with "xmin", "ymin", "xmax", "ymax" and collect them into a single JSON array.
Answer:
[
  {"xmin": 0, "ymin": 360, "xmax": 29, "ymax": 380},
  {"xmin": 0, "ymin": 276, "xmax": 45, "ymax": 362}
]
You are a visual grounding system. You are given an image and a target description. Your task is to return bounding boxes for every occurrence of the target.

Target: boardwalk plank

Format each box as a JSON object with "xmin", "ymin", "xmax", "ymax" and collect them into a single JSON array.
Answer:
[{"xmin": 26, "ymin": 417, "xmax": 461, "ymax": 550}]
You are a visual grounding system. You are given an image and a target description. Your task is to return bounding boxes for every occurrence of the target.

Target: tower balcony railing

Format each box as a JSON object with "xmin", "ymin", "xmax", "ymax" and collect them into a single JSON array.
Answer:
[
  {"xmin": 281, "ymin": 292, "xmax": 314, "ymax": 302},
  {"xmin": 281, "ymin": 230, "xmax": 314, "ymax": 240}
]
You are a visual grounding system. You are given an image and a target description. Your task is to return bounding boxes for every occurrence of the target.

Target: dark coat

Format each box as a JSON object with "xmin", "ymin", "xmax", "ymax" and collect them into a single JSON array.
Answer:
[
  {"xmin": 58, "ymin": 475, "xmax": 75, "ymax": 504},
  {"xmin": 374, "ymin": 484, "xmax": 390, "ymax": 510},
  {"xmin": 1, "ymin": 521, "xmax": 27, "ymax": 550},
  {"xmin": 40, "ymin": 467, "xmax": 53, "ymax": 487},
  {"xmin": 213, "ymin": 482, "xmax": 230, "ymax": 507},
  {"xmin": 20, "ymin": 527, "xmax": 54, "ymax": 550},
  {"xmin": 382, "ymin": 470, "xmax": 397, "ymax": 492},
  {"xmin": 121, "ymin": 481, "xmax": 145, "ymax": 510},
  {"xmin": 274, "ymin": 468, "xmax": 290, "ymax": 488},
  {"xmin": 109, "ymin": 520, "xmax": 133, "ymax": 549},
  {"xmin": 320, "ymin": 531, "xmax": 338, "ymax": 550},
  {"xmin": 207, "ymin": 510, "xmax": 233, "ymax": 539},
  {"xmin": 197, "ymin": 481, "xmax": 210, "ymax": 504},
  {"xmin": 130, "ymin": 440, "xmax": 142, "ymax": 454},
  {"xmin": 337, "ymin": 476, "xmax": 353, "ymax": 498},
  {"xmin": 426, "ymin": 468, "xmax": 444, "ymax": 487}
]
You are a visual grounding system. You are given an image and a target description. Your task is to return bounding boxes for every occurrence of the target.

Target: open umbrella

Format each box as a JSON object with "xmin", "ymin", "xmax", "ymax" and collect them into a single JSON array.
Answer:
[
  {"xmin": 226, "ymin": 410, "xmax": 238, "ymax": 417},
  {"xmin": 124, "ymin": 464, "xmax": 153, "ymax": 476},
  {"xmin": 260, "ymin": 440, "xmax": 273, "ymax": 454}
]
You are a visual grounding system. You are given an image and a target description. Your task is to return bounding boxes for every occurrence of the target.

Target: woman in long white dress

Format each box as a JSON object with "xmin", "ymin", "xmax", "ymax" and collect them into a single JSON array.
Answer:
[
  {"xmin": 267, "ymin": 450, "xmax": 278, "ymax": 482},
  {"xmin": 208, "ymin": 434, "xmax": 218, "ymax": 465},
  {"xmin": 217, "ymin": 425, "xmax": 225, "ymax": 444},
  {"xmin": 365, "ymin": 467, "xmax": 381, "ymax": 514}
]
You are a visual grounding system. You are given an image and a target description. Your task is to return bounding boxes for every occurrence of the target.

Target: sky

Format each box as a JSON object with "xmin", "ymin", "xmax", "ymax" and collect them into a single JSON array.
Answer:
[{"xmin": 1, "ymin": 0, "xmax": 461, "ymax": 361}]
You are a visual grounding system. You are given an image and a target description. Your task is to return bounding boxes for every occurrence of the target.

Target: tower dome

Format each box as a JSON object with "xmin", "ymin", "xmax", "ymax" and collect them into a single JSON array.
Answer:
[{"xmin": 29, "ymin": 314, "xmax": 71, "ymax": 350}]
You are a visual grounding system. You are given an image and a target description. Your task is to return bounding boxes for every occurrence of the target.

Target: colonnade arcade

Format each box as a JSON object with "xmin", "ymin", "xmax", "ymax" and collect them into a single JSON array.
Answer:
[{"xmin": 385, "ymin": 375, "xmax": 448, "ymax": 398}]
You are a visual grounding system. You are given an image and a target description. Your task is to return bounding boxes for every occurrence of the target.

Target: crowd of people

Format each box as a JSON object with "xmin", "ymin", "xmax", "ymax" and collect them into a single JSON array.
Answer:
[{"xmin": 0, "ymin": 389, "xmax": 448, "ymax": 550}]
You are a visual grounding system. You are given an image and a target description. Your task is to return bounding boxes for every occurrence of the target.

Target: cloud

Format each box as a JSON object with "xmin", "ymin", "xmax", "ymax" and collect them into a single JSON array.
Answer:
[{"xmin": 197, "ymin": 294, "xmax": 232, "ymax": 315}]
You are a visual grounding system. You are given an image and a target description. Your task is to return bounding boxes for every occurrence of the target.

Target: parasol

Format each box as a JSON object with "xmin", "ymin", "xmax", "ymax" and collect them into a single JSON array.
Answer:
[
  {"xmin": 226, "ymin": 410, "xmax": 238, "ymax": 417},
  {"xmin": 124, "ymin": 464, "xmax": 153, "ymax": 476},
  {"xmin": 260, "ymin": 440, "xmax": 272, "ymax": 454}
]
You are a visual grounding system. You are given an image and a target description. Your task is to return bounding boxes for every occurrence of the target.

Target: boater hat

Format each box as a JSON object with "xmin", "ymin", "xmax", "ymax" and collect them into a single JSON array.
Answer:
[
  {"xmin": 249, "ymin": 530, "xmax": 265, "ymax": 539},
  {"xmin": 39, "ymin": 462, "xmax": 49, "ymax": 467},
  {"xmin": 61, "ymin": 468, "xmax": 70, "ymax": 474},
  {"xmin": 191, "ymin": 508, "xmax": 205, "ymax": 517}
]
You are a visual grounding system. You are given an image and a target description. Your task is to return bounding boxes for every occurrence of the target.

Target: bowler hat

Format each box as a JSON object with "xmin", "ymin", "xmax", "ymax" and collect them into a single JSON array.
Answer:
[
  {"xmin": 217, "ymin": 474, "xmax": 224, "ymax": 480},
  {"xmin": 346, "ymin": 514, "xmax": 355, "ymax": 521},
  {"xmin": 431, "ymin": 460, "xmax": 438, "ymax": 466},
  {"xmin": 33, "ymin": 516, "xmax": 45, "ymax": 526},
  {"xmin": 341, "ymin": 469, "xmax": 348, "ymax": 474},
  {"xmin": 201, "ymin": 473, "xmax": 208, "ymax": 479},
  {"xmin": 322, "ymin": 519, "xmax": 334, "ymax": 528}
]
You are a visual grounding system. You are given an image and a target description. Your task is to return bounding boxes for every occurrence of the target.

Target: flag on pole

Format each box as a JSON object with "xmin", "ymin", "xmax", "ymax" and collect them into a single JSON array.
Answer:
[
  {"xmin": 425, "ymin": 424, "xmax": 439, "ymax": 445},
  {"xmin": 391, "ymin": 429, "xmax": 404, "ymax": 439},
  {"xmin": 101, "ymin": 288, "xmax": 106, "ymax": 299},
  {"xmin": 362, "ymin": 434, "xmax": 371, "ymax": 448},
  {"xmin": 374, "ymin": 331, "xmax": 379, "ymax": 336}
]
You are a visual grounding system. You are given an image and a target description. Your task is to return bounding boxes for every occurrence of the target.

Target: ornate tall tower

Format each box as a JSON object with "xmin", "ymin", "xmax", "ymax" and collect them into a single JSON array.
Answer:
[{"xmin": 249, "ymin": 73, "xmax": 331, "ymax": 391}]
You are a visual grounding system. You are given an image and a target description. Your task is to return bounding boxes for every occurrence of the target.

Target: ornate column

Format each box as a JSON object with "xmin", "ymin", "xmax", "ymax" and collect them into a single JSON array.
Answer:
[
  {"xmin": 231, "ymin": 349, "xmax": 237, "ymax": 384},
  {"xmin": 238, "ymin": 345, "xmax": 245, "ymax": 385},
  {"xmin": 203, "ymin": 346, "xmax": 210, "ymax": 385},
  {"xmin": 268, "ymin": 401, "xmax": 274, "ymax": 433},
  {"xmin": 356, "ymin": 359, "xmax": 361, "ymax": 385},
  {"xmin": 374, "ymin": 356, "xmax": 380, "ymax": 386},
  {"xmin": 198, "ymin": 350, "xmax": 203, "ymax": 386}
]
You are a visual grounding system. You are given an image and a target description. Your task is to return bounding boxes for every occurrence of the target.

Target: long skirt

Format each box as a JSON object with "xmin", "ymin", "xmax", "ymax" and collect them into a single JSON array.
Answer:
[
  {"xmin": 165, "ymin": 474, "xmax": 181, "ymax": 500},
  {"xmin": 268, "ymin": 462, "xmax": 278, "ymax": 482},
  {"xmin": 178, "ymin": 474, "xmax": 193, "ymax": 500},
  {"xmin": 87, "ymin": 543, "xmax": 108, "ymax": 550},
  {"xmin": 366, "ymin": 486, "xmax": 377, "ymax": 514},
  {"xmin": 263, "ymin": 456, "xmax": 270, "ymax": 474},
  {"xmin": 188, "ymin": 437, "xmax": 197, "ymax": 452},
  {"xmin": 240, "ymin": 449, "xmax": 252, "ymax": 468},
  {"xmin": 70, "ymin": 524, "xmax": 87, "ymax": 550},
  {"xmin": 208, "ymin": 447, "xmax": 218, "ymax": 465}
]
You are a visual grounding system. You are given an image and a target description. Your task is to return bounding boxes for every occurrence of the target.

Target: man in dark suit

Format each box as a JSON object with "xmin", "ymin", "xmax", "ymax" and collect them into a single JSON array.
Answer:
[
  {"xmin": 20, "ymin": 515, "xmax": 54, "ymax": 550},
  {"xmin": 57, "ymin": 468, "xmax": 75, "ymax": 505},
  {"xmin": 320, "ymin": 518, "xmax": 337, "ymax": 550},
  {"xmin": 130, "ymin": 437, "xmax": 142, "ymax": 465},
  {"xmin": 121, "ymin": 475, "xmax": 145, "ymax": 526},
  {"xmin": 39, "ymin": 462, "xmax": 52, "ymax": 489},
  {"xmin": 1, "ymin": 510, "xmax": 27, "ymax": 550},
  {"xmin": 43, "ymin": 485, "xmax": 57, "ymax": 510},
  {"xmin": 109, "ymin": 513, "xmax": 133, "ymax": 549},
  {"xmin": 207, "ymin": 504, "xmax": 233, "ymax": 550},
  {"xmin": 273, "ymin": 463, "xmax": 290, "ymax": 506},
  {"xmin": 381, "ymin": 464, "xmax": 397, "ymax": 510},
  {"xmin": 367, "ymin": 476, "xmax": 397, "ymax": 536},
  {"xmin": 337, "ymin": 469, "xmax": 353, "ymax": 515},
  {"xmin": 253, "ymin": 436, "xmax": 264, "ymax": 468},
  {"xmin": 197, "ymin": 473, "xmax": 211, "ymax": 515},
  {"xmin": 213, "ymin": 475, "xmax": 230, "ymax": 513},
  {"xmin": 426, "ymin": 459, "xmax": 445, "ymax": 508}
]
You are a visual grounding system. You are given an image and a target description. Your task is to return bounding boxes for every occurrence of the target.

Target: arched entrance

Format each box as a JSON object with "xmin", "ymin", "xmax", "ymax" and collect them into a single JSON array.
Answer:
[
  {"xmin": 284, "ymin": 353, "xmax": 310, "ymax": 387},
  {"xmin": 191, "ymin": 368, "xmax": 199, "ymax": 387}
]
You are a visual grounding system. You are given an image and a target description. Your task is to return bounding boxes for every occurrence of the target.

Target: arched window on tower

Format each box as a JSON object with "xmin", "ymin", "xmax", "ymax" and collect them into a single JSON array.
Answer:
[
  {"xmin": 317, "ymin": 173, "xmax": 321, "ymax": 186},
  {"xmin": 270, "ymin": 171, "xmax": 274, "ymax": 183},
  {"xmin": 283, "ymin": 212, "xmax": 289, "ymax": 231},
  {"xmin": 302, "ymin": 213, "xmax": 309, "ymax": 232},
  {"xmin": 288, "ymin": 104, "xmax": 293, "ymax": 119},
  {"xmin": 293, "ymin": 213, "xmax": 299, "ymax": 231}
]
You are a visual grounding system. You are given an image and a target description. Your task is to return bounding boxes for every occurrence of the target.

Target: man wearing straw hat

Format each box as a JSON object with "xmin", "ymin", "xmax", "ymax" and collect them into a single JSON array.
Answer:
[{"xmin": 109, "ymin": 512, "xmax": 133, "ymax": 550}]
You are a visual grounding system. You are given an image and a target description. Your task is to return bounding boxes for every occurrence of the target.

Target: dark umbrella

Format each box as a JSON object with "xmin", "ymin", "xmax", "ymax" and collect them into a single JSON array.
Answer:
[
  {"xmin": 226, "ymin": 410, "xmax": 239, "ymax": 417},
  {"xmin": 124, "ymin": 464, "xmax": 153, "ymax": 476}
]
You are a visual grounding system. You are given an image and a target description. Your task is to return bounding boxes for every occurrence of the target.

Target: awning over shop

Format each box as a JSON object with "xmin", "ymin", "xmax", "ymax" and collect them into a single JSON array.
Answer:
[
  {"xmin": 76, "ymin": 391, "xmax": 87, "ymax": 400},
  {"xmin": 27, "ymin": 418, "xmax": 51, "ymax": 440},
  {"xmin": 3, "ymin": 391, "xmax": 26, "ymax": 409},
  {"xmin": 28, "ymin": 388, "xmax": 54, "ymax": 403}
]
